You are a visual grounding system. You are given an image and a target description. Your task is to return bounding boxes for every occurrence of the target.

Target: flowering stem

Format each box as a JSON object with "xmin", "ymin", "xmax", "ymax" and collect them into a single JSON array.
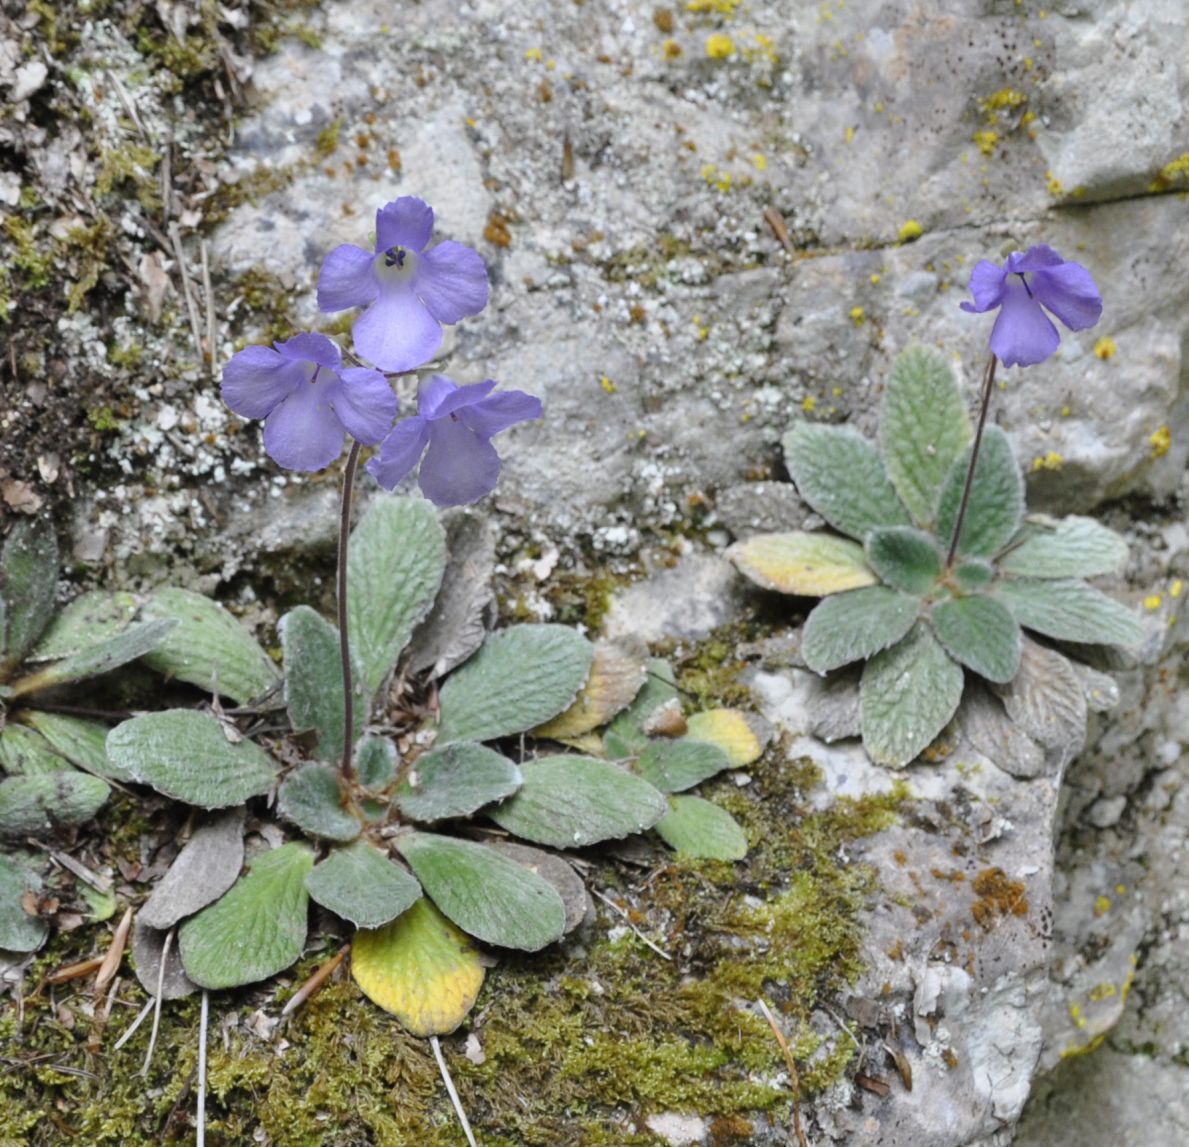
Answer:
[
  {"xmin": 337, "ymin": 440, "xmax": 362, "ymax": 785},
  {"xmin": 945, "ymin": 353, "xmax": 999, "ymax": 570}
]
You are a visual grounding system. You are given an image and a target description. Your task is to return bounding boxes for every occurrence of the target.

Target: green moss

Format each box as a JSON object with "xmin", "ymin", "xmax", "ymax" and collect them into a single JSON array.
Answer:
[
  {"xmin": 95, "ymin": 145, "xmax": 162, "ymax": 212},
  {"xmin": 4, "ymin": 215, "xmax": 53, "ymax": 290},
  {"xmin": 230, "ymin": 267, "xmax": 301, "ymax": 344},
  {"xmin": 315, "ymin": 118, "xmax": 344, "ymax": 159},
  {"xmin": 87, "ymin": 406, "xmax": 120, "ymax": 432}
]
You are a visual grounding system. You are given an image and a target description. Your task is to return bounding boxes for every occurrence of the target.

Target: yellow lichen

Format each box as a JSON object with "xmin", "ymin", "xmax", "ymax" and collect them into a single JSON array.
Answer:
[
  {"xmin": 752, "ymin": 153, "xmax": 767, "ymax": 170},
  {"xmin": 706, "ymin": 33, "xmax": 736, "ymax": 59},
  {"xmin": 848, "ymin": 306, "xmax": 865, "ymax": 325},
  {"xmin": 1143, "ymin": 594, "xmax": 1163, "ymax": 611},
  {"xmin": 1170, "ymin": 580, "xmax": 1183, "ymax": 599},
  {"xmin": 802, "ymin": 395, "xmax": 817, "ymax": 413},
  {"xmin": 898, "ymin": 220, "xmax": 923, "ymax": 243},
  {"xmin": 1093, "ymin": 894, "xmax": 1112, "ymax": 917},
  {"xmin": 599, "ymin": 375, "xmax": 618, "ymax": 394},
  {"xmin": 1031, "ymin": 451, "xmax": 1063, "ymax": 472},
  {"xmin": 1149, "ymin": 425, "xmax": 1171, "ymax": 458},
  {"xmin": 1093, "ymin": 335, "xmax": 1116, "ymax": 359},
  {"xmin": 1045, "ymin": 170, "xmax": 1064, "ymax": 196},
  {"xmin": 1149, "ymin": 151, "xmax": 1189, "ymax": 192},
  {"xmin": 973, "ymin": 130, "xmax": 999, "ymax": 156}
]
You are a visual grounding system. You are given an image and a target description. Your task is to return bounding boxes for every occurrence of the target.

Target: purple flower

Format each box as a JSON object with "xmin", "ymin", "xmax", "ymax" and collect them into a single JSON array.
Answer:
[
  {"xmin": 221, "ymin": 332, "xmax": 397, "ymax": 472},
  {"xmin": 316, "ymin": 197, "xmax": 489, "ymax": 374},
  {"xmin": 960, "ymin": 244, "xmax": 1102, "ymax": 367},
  {"xmin": 366, "ymin": 375, "xmax": 542, "ymax": 506}
]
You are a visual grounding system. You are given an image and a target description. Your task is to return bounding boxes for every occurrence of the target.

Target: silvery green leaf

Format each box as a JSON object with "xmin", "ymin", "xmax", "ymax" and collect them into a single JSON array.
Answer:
[
  {"xmin": 801, "ymin": 586, "xmax": 920, "ymax": 674},
  {"xmin": 357, "ymin": 735, "xmax": 397, "ymax": 793},
  {"xmin": 394, "ymin": 742, "xmax": 521, "ymax": 823},
  {"xmin": 865, "ymin": 527, "xmax": 943, "ymax": 595},
  {"xmin": 930, "ymin": 594, "xmax": 1021, "ymax": 684},
  {"xmin": 139, "ymin": 588, "xmax": 280, "ymax": 705},
  {"xmin": 654, "ymin": 795, "xmax": 748, "ymax": 861},
  {"xmin": 604, "ymin": 658, "xmax": 679, "ymax": 758},
  {"xmin": 0, "ymin": 853, "xmax": 49, "ymax": 952},
  {"xmin": 634, "ymin": 739, "xmax": 732, "ymax": 793},
  {"xmin": 805, "ymin": 669, "xmax": 863, "ymax": 743},
  {"xmin": 936, "ymin": 426, "xmax": 1024, "ymax": 559},
  {"xmin": 953, "ymin": 558, "xmax": 993, "ymax": 591},
  {"xmin": 277, "ymin": 763, "xmax": 361, "ymax": 842},
  {"xmin": 956, "ymin": 682, "xmax": 1046, "ymax": 779},
  {"xmin": 0, "ymin": 725, "xmax": 72, "ymax": 775},
  {"xmin": 992, "ymin": 639, "xmax": 1088, "ymax": 753},
  {"xmin": 9, "ymin": 619, "xmax": 178, "ymax": 699},
  {"xmin": 727, "ymin": 531, "xmax": 878, "ymax": 597},
  {"xmin": 0, "ymin": 772, "xmax": 110, "ymax": 837},
  {"xmin": 28, "ymin": 591, "xmax": 137, "ymax": 661},
  {"xmin": 396, "ymin": 832, "xmax": 565, "ymax": 952},
  {"xmin": 178, "ymin": 843, "xmax": 313, "ymax": 990},
  {"xmin": 138, "ymin": 808, "xmax": 246, "ymax": 930},
  {"xmin": 435, "ymin": 625, "xmax": 595, "ymax": 745},
  {"xmin": 860, "ymin": 623, "xmax": 964, "ymax": 768},
  {"xmin": 485, "ymin": 841, "xmax": 591, "ymax": 935},
  {"xmin": 132, "ymin": 918, "xmax": 198, "ymax": 1000},
  {"xmin": 305, "ymin": 840, "xmax": 421, "ymax": 929},
  {"xmin": 106, "ymin": 710, "xmax": 277, "ymax": 809},
  {"xmin": 280, "ymin": 606, "xmax": 365, "ymax": 766},
  {"xmin": 994, "ymin": 578, "xmax": 1143, "ymax": 648},
  {"xmin": 879, "ymin": 346, "xmax": 972, "ymax": 525},
  {"xmin": 407, "ymin": 510, "xmax": 496, "ymax": 678},
  {"xmin": 998, "ymin": 515, "xmax": 1129, "ymax": 579},
  {"xmin": 1, "ymin": 518, "xmax": 58, "ymax": 671},
  {"xmin": 348, "ymin": 496, "xmax": 446, "ymax": 699},
  {"xmin": 783, "ymin": 422, "xmax": 911, "ymax": 541},
  {"xmin": 487, "ymin": 755, "xmax": 669, "ymax": 848},
  {"xmin": 21, "ymin": 711, "xmax": 131, "ymax": 781}
]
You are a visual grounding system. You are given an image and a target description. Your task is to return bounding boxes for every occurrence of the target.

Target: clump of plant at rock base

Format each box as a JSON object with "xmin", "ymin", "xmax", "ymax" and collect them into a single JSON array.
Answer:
[{"xmin": 728, "ymin": 345, "xmax": 1144, "ymax": 769}]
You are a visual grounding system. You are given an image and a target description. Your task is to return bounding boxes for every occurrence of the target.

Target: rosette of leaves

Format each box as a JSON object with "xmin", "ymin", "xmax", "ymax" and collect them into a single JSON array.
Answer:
[
  {"xmin": 113, "ymin": 498, "xmax": 762, "ymax": 1037},
  {"xmin": 728, "ymin": 346, "xmax": 1143, "ymax": 769}
]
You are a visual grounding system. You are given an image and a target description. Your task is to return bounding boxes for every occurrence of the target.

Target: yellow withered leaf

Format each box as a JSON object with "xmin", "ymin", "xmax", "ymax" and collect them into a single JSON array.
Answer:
[
  {"xmin": 727, "ymin": 531, "xmax": 877, "ymax": 597},
  {"xmin": 532, "ymin": 641, "xmax": 646, "ymax": 740},
  {"xmin": 684, "ymin": 709, "xmax": 769, "ymax": 767},
  {"xmin": 351, "ymin": 898, "xmax": 484, "ymax": 1037}
]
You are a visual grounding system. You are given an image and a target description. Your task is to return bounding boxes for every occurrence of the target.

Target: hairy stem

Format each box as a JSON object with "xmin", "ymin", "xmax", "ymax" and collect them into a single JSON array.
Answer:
[
  {"xmin": 337, "ymin": 441, "xmax": 362, "ymax": 784},
  {"xmin": 945, "ymin": 353, "xmax": 999, "ymax": 569}
]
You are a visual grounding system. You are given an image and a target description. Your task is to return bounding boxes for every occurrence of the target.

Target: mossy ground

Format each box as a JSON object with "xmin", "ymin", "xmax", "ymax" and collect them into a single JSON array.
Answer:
[{"xmin": 1, "ymin": 729, "xmax": 907, "ymax": 1146}]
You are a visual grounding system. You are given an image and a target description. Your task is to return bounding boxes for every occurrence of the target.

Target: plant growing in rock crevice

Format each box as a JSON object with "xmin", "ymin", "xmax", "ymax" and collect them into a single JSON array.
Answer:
[{"xmin": 728, "ymin": 345, "xmax": 1143, "ymax": 768}]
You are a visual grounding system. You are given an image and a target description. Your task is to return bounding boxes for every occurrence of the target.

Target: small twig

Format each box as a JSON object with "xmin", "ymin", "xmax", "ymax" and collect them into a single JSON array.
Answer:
[
  {"xmin": 169, "ymin": 221, "xmax": 205, "ymax": 365},
  {"xmin": 757, "ymin": 999, "xmax": 809, "ymax": 1147},
  {"xmin": 160, "ymin": 139, "xmax": 173, "ymax": 224},
  {"xmin": 113, "ymin": 998, "xmax": 154, "ymax": 1051},
  {"xmin": 590, "ymin": 888, "xmax": 671, "ymax": 961},
  {"xmin": 945, "ymin": 352, "xmax": 999, "ymax": 568},
  {"xmin": 42, "ymin": 957, "xmax": 105, "ymax": 987},
  {"xmin": 141, "ymin": 928, "xmax": 173, "ymax": 1076},
  {"xmin": 95, "ymin": 906, "xmax": 133, "ymax": 989},
  {"xmin": 27, "ymin": 842, "xmax": 112, "ymax": 894},
  {"xmin": 764, "ymin": 206, "xmax": 794, "ymax": 253},
  {"xmin": 200, "ymin": 239, "xmax": 216, "ymax": 376},
  {"xmin": 197, "ymin": 990, "xmax": 209, "ymax": 1147},
  {"xmin": 337, "ymin": 442, "xmax": 363, "ymax": 785},
  {"xmin": 105, "ymin": 69, "xmax": 150, "ymax": 141},
  {"xmin": 431, "ymin": 1035, "xmax": 478, "ymax": 1147},
  {"xmin": 281, "ymin": 944, "xmax": 349, "ymax": 1018}
]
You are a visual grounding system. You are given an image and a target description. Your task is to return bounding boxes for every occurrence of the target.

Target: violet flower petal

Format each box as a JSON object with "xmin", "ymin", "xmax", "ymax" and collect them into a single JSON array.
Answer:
[
  {"xmin": 262, "ymin": 379, "xmax": 348, "ymax": 472},
  {"xmin": 376, "ymin": 198, "xmax": 434, "ymax": 253},
  {"xmin": 989, "ymin": 277, "xmax": 1061, "ymax": 367},
  {"xmin": 1005, "ymin": 244, "xmax": 1065, "ymax": 274},
  {"xmin": 422, "ymin": 377, "xmax": 498, "ymax": 420},
  {"xmin": 328, "ymin": 368, "xmax": 398, "ymax": 445},
  {"xmin": 414, "ymin": 241, "xmax": 490, "ymax": 324},
  {"xmin": 317, "ymin": 245, "xmax": 378, "ymax": 311},
  {"xmin": 274, "ymin": 332, "xmax": 341, "ymax": 369},
  {"xmin": 221, "ymin": 346, "xmax": 304, "ymax": 419},
  {"xmin": 458, "ymin": 390, "xmax": 543, "ymax": 437},
  {"xmin": 959, "ymin": 260, "xmax": 1006, "ymax": 314},
  {"xmin": 1030, "ymin": 263, "xmax": 1104, "ymax": 331},
  {"xmin": 419, "ymin": 419, "xmax": 502, "ymax": 506},
  {"xmin": 365, "ymin": 417, "xmax": 431, "ymax": 490},
  {"xmin": 353, "ymin": 285, "xmax": 443, "ymax": 373}
]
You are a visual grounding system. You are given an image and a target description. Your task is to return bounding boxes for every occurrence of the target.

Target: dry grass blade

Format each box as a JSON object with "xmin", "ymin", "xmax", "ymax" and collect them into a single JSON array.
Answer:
[
  {"xmin": 281, "ymin": 944, "xmax": 350, "ymax": 1018},
  {"xmin": 431, "ymin": 1035, "xmax": 477, "ymax": 1147},
  {"xmin": 95, "ymin": 906, "xmax": 133, "ymax": 989},
  {"xmin": 757, "ymin": 998, "xmax": 809, "ymax": 1147},
  {"xmin": 591, "ymin": 888, "xmax": 671, "ymax": 961},
  {"xmin": 197, "ymin": 990, "xmax": 209, "ymax": 1147}
]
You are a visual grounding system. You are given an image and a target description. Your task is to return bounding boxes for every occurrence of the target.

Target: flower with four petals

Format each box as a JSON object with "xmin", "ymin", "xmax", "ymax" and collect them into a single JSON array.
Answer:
[{"xmin": 960, "ymin": 244, "xmax": 1103, "ymax": 367}]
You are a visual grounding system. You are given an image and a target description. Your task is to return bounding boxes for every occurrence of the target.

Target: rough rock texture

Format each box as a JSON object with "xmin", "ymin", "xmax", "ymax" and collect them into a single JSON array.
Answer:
[{"xmin": 3, "ymin": 0, "xmax": 1187, "ymax": 1143}]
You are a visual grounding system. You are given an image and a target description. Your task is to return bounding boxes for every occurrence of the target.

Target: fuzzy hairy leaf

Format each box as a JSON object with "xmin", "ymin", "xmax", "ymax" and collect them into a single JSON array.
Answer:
[
  {"xmin": 488, "ymin": 755, "xmax": 669, "ymax": 848},
  {"xmin": 348, "ymin": 497, "xmax": 446, "ymax": 699},
  {"xmin": 281, "ymin": 606, "xmax": 365, "ymax": 766},
  {"xmin": 140, "ymin": 588, "xmax": 280, "ymax": 705},
  {"xmin": 29, "ymin": 591, "xmax": 137, "ymax": 661},
  {"xmin": 9, "ymin": 619, "xmax": 178, "ymax": 699},
  {"xmin": 654, "ymin": 795, "xmax": 748, "ymax": 860},
  {"xmin": 394, "ymin": 742, "xmax": 522, "ymax": 823},
  {"xmin": 179, "ymin": 843, "xmax": 313, "ymax": 990},
  {"xmin": 683, "ymin": 709, "xmax": 770, "ymax": 766},
  {"xmin": 132, "ymin": 919, "xmax": 198, "ymax": 1000},
  {"xmin": 635, "ymin": 740, "xmax": 732, "ymax": 793},
  {"xmin": 305, "ymin": 840, "xmax": 421, "ymax": 929},
  {"xmin": 0, "ymin": 854, "xmax": 49, "ymax": 952},
  {"xmin": 352, "ymin": 897, "xmax": 484, "ymax": 1037},
  {"xmin": 20, "ymin": 711, "xmax": 131, "ymax": 781},
  {"xmin": 993, "ymin": 639, "xmax": 1088, "ymax": 752},
  {"xmin": 995, "ymin": 578, "xmax": 1143, "ymax": 648},
  {"xmin": 356, "ymin": 735, "xmax": 397, "ymax": 793},
  {"xmin": 930, "ymin": 594, "xmax": 1021, "ymax": 684},
  {"xmin": 1, "ymin": 518, "xmax": 58, "ymax": 671},
  {"xmin": 880, "ymin": 346, "xmax": 972, "ymax": 525},
  {"xmin": 802, "ymin": 586, "xmax": 920, "ymax": 674},
  {"xmin": 0, "ymin": 725, "xmax": 72, "ymax": 776},
  {"xmin": 860, "ymin": 623, "xmax": 964, "ymax": 767},
  {"xmin": 604, "ymin": 658, "xmax": 679, "ymax": 757},
  {"xmin": 728, "ymin": 532, "xmax": 878, "ymax": 597},
  {"xmin": 0, "ymin": 772, "xmax": 110, "ymax": 837},
  {"xmin": 999, "ymin": 515, "xmax": 1130, "ymax": 579},
  {"xmin": 435, "ymin": 625, "xmax": 595, "ymax": 745},
  {"xmin": 486, "ymin": 841, "xmax": 591, "ymax": 935},
  {"xmin": 953, "ymin": 558, "xmax": 994, "ymax": 591},
  {"xmin": 532, "ymin": 640, "xmax": 645, "ymax": 740},
  {"xmin": 936, "ymin": 426, "xmax": 1024, "ymax": 559},
  {"xmin": 396, "ymin": 832, "xmax": 566, "ymax": 952},
  {"xmin": 106, "ymin": 710, "xmax": 278, "ymax": 809},
  {"xmin": 783, "ymin": 422, "xmax": 911, "ymax": 540},
  {"xmin": 277, "ymin": 763, "xmax": 361, "ymax": 841},
  {"xmin": 865, "ymin": 527, "xmax": 943, "ymax": 595}
]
